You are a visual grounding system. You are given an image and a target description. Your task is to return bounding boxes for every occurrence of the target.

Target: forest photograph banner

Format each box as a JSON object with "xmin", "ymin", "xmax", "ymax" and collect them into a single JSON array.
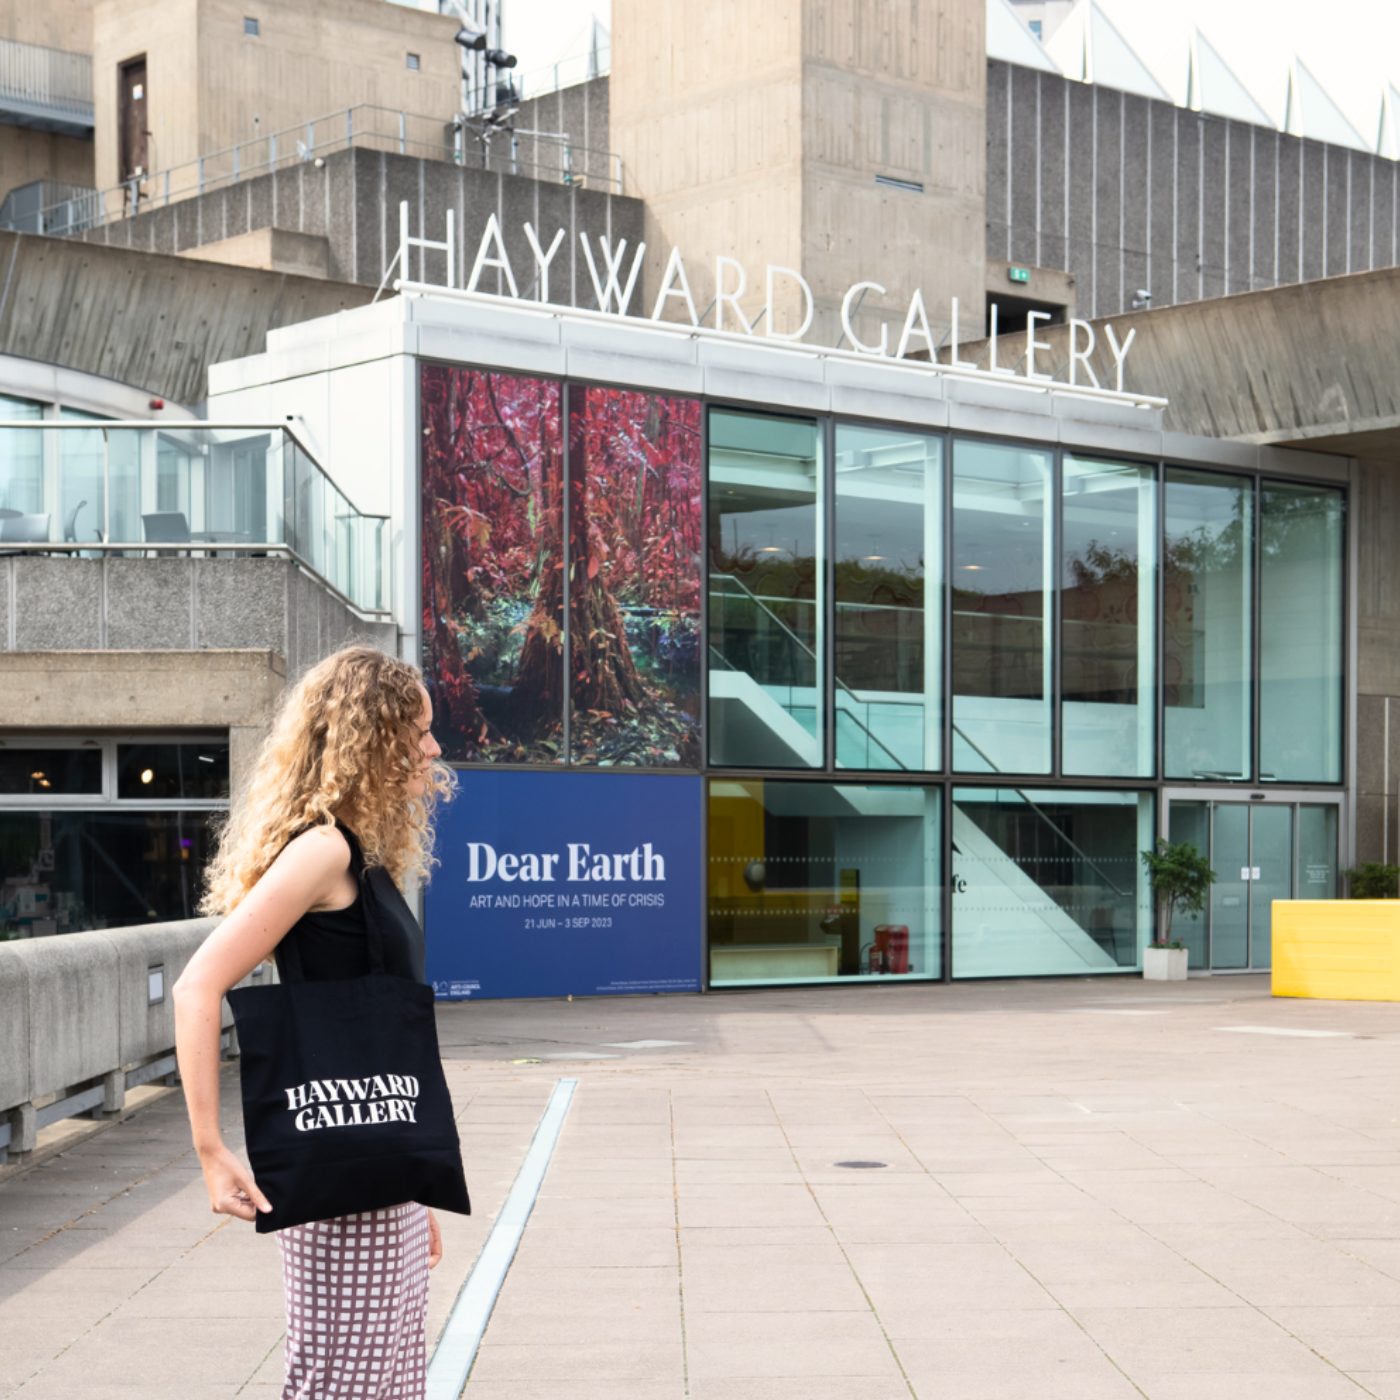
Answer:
[
  {"xmin": 423, "ymin": 770, "xmax": 703, "ymax": 1000},
  {"xmin": 420, "ymin": 365, "xmax": 702, "ymax": 767}
]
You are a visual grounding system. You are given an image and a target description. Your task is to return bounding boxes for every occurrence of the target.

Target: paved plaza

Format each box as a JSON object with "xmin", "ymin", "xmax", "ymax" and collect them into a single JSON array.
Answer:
[{"xmin": 5, "ymin": 975, "xmax": 1400, "ymax": 1398}]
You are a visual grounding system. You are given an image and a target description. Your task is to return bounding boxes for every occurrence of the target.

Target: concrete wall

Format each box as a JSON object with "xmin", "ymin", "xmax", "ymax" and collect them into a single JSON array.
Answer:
[
  {"xmin": 90, "ymin": 0, "xmax": 461, "ymax": 191},
  {"xmin": 988, "ymin": 59, "xmax": 1400, "ymax": 320},
  {"xmin": 511, "ymin": 76, "xmax": 612, "ymax": 191},
  {"xmin": 0, "ymin": 557, "xmax": 396, "ymax": 794},
  {"xmin": 81, "ymin": 145, "xmax": 644, "ymax": 303},
  {"xmin": 612, "ymin": 0, "xmax": 986, "ymax": 348},
  {"xmin": 0, "ymin": 127, "xmax": 94, "ymax": 211},
  {"xmin": 0, "ymin": 229, "xmax": 373, "ymax": 405},
  {"xmin": 0, "ymin": 0, "xmax": 92, "ymax": 47}
]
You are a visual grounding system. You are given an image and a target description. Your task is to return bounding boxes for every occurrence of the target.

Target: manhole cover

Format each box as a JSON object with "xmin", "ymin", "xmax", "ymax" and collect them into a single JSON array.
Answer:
[{"xmin": 834, "ymin": 1160, "xmax": 887, "ymax": 1169}]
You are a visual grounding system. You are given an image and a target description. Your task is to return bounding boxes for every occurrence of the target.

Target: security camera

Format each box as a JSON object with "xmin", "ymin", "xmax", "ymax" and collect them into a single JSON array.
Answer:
[
  {"xmin": 454, "ymin": 23, "xmax": 487, "ymax": 50},
  {"xmin": 485, "ymin": 49, "xmax": 517, "ymax": 68},
  {"xmin": 1131, "ymin": 289, "xmax": 1152, "ymax": 309}
]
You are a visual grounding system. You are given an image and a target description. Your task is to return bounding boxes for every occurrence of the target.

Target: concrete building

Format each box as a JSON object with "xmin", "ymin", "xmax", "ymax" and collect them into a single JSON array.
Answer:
[{"xmin": 5, "ymin": 0, "xmax": 1400, "ymax": 998}]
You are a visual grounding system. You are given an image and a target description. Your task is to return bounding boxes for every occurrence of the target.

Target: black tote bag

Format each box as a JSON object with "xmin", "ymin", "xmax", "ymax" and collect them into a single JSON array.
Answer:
[{"xmin": 227, "ymin": 870, "xmax": 471, "ymax": 1234}]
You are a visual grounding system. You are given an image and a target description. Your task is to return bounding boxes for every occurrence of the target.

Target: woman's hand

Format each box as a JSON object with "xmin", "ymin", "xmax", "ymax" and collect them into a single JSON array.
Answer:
[
  {"xmin": 427, "ymin": 1207, "xmax": 442, "ymax": 1269},
  {"xmin": 198, "ymin": 1141, "xmax": 272, "ymax": 1222}
]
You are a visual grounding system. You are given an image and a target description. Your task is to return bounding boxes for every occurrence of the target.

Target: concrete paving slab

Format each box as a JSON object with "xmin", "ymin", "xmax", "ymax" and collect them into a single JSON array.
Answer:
[{"xmin": 12, "ymin": 973, "xmax": 1400, "ymax": 1397}]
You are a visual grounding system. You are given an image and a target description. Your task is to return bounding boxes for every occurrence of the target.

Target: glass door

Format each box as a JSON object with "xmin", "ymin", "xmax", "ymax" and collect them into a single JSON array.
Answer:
[
  {"xmin": 1250, "ymin": 805, "xmax": 1293, "ymax": 971},
  {"xmin": 1211, "ymin": 804, "xmax": 1251, "ymax": 969},
  {"xmin": 1164, "ymin": 795, "xmax": 1335, "ymax": 971}
]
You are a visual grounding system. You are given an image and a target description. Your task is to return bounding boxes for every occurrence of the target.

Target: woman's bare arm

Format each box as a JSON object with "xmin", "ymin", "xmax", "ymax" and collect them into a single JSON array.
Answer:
[{"xmin": 173, "ymin": 826, "xmax": 354, "ymax": 1220}]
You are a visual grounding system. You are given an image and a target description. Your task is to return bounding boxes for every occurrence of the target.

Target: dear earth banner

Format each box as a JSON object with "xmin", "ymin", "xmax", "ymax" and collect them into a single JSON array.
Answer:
[{"xmin": 424, "ymin": 770, "xmax": 704, "ymax": 1000}]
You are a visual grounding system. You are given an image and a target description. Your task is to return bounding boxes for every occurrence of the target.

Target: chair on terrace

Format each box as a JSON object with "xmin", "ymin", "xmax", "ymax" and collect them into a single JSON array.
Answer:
[
  {"xmin": 142, "ymin": 511, "xmax": 191, "ymax": 556},
  {"xmin": 0, "ymin": 513, "xmax": 52, "ymax": 555}
]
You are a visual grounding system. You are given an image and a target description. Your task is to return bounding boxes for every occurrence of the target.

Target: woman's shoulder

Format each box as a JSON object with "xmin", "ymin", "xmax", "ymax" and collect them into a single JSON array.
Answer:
[{"xmin": 279, "ymin": 822, "xmax": 354, "ymax": 876}]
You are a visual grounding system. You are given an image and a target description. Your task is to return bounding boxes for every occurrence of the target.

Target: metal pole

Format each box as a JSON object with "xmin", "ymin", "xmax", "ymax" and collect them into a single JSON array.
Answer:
[
  {"xmin": 198, "ymin": 156, "xmax": 204, "ymax": 195},
  {"xmin": 445, "ymin": 207, "xmax": 455, "ymax": 288},
  {"xmin": 233, "ymin": 145, "xmax": 239, "ymax": 182},
  {"xmin": 346, "ymin": 108, "xmax": 354, "ymax": 147},
  {"xmin": 102, "ymin": 427, "xmax": 110, "ymax": 547},
  {"xmin": 399, "ymin": 110, "xmax": 406, "ymax": 155}
]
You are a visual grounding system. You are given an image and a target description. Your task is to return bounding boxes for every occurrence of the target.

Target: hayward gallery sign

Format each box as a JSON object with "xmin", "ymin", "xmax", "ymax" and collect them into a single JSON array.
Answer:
[{"xmin": 451, "ymin": 214, "xmax": 1142, "ymax": 396}]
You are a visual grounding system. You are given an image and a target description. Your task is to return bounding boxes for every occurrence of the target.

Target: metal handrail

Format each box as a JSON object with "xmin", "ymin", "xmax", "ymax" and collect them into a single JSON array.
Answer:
[
  {"xmin": 33, "ymin": 102, "xmax": 623, "ymax": 234},
  {"xmin": 710, "ymin": 570, "xmax": 1131, "ymax": 897},
  {"xmin": 710, "ymin": 572, "xmax": 908, "ymax": 771}
]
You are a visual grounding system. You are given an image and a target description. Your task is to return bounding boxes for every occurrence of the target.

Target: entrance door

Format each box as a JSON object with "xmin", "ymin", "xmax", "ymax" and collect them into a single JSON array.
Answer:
[
  {"xmin": 1166, "ymin": 796, "xmax": 1335, "ymax": 971},
  {"xmin": 119, "ymin": 58, "xmax": 147, "ymax": 180}
]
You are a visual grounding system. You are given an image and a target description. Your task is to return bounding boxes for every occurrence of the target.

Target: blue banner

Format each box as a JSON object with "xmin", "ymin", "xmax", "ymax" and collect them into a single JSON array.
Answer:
[{"xmin": 425, "ymin": 771, "xmax": 703, "ymax": 1000}]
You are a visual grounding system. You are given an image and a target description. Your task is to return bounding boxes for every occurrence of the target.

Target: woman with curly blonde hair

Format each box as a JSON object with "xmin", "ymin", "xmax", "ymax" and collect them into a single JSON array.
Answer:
[{"xmin": 174, "ymin": 646, "xmax": 457, "ymax": 1400}]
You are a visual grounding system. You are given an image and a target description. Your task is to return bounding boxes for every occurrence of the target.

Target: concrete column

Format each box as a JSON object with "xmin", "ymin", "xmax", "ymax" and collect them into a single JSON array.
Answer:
[
  {"xmin": 7, "ymin": 1102, "xmax": 36, "ymax": 1157},
  {"xmin": 101, "ymin": 1068, "xmax": 126, "ymax": 1117},
  {"xmin": 612, "ymin": 0, "xmax": 988, "ymax": 348}
]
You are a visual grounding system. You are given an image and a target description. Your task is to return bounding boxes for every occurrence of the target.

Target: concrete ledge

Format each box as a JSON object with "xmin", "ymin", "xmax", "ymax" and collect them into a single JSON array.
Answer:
[
  {"xmin": 0, "ymin": 916, "xmax": 225, "ymax": 1114},
  {"xmin": 0, "ymin": 649, "xmax": 286, "ymax": 728}
]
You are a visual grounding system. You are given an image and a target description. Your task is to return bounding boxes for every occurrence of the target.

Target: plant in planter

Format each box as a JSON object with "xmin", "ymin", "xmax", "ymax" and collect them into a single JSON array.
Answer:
[
  {"xmin": 1340, "ymin": 862, "xmax": 1400, "ymax": 899},
  {"xmin": 1140, "ymin": 839, "xmax": 1216, "ymax": 980}
]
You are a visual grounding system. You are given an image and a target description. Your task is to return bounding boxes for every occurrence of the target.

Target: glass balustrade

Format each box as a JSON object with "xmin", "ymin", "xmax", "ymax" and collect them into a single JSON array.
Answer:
[{"xmin": 0, "ymin": 421, "xmax": 386, "ymax": 612}]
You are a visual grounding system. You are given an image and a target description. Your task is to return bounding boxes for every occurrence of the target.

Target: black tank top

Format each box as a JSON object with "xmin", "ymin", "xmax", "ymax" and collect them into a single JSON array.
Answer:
[{"xmin": 274, "ymin": 823, "xmax": 427, "ymax": 985}]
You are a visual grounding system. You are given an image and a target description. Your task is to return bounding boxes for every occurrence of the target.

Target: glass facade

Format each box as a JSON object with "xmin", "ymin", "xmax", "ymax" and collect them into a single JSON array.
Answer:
[
  {"xmin": 0, "ymin": 810, "xmax": 217, "ymax": 936},
  {"xmin": 834, "ymin": 425, "xmax": 941, "ymax": 771},
  {"xmin": 952, "ymin": 788, "xmax": 1153, "ymax": 977},
  {"xmin": 708, "ymin": 411, "xmax": 824, "ymax": 768},
  {"xmin": 1166, "ymin": 796, "xmax": 1341, "ymax": 971},
  {"xmin": 420, "ymin": 366, "xmax": 1349, "ymax": 987},
  {"xmin": 1260, "ymin": 482, "xmax": 1344, "ymax": 783},
  {"xmin": 0, "ymin": 736, "xmax": 228, "ymax": 940},
  {"xmin": 1164, "ymin": 469, "xmax": 1253, "ymax": 780},
  {"xmin": 708, "ymin": 778, "xmax": 940, "ymax": 984},
  {"xmin": 1062, "ymin": 455, "xmax": 1156, "ymax": 777},
  {"xmin": 952, "ymin": 440, "xmax": 1053, "ymax": 774}
]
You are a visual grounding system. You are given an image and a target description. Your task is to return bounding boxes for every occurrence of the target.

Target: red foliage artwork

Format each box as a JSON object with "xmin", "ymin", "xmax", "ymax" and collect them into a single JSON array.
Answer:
[
  {"xmin": 420, "ymin": 365, "xmax": 701, "ymax": 766},
  {"xmin": 568, "ymin": 386, "xmax": 702, "ymax": 766}
]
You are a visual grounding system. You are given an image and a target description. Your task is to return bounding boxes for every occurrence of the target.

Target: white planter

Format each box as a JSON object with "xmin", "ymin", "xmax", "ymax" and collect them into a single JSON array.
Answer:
[{"xmin": 1143, "ymin": 946, "xmax": 1189, "ymax": 981}]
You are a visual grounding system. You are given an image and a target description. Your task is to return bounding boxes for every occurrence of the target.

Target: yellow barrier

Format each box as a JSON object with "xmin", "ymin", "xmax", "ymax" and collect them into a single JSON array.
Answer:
[{"xmin": 1272, "ymin": 900, "xmax": 1400, "ymax": 1001}]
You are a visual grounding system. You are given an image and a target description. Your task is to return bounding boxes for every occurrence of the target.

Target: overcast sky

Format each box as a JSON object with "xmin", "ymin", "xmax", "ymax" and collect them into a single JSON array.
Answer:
[{"xmin": 503, "ymin": 0, "xmax": 1398, "ymax": 146}]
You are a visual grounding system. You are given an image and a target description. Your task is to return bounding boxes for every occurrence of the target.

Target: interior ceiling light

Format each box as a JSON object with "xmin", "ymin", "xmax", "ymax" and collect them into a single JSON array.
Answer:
[
  {"xmin": 30, "ymin": 770, "xmax": 44, "ymax": 779},
  {"xmin": 963, "ymin": 563, "xmax": 984, "ymax": 570},
  {"xmin": 141, "ymin": 768, "xmax": 154, "ymax": 784}
]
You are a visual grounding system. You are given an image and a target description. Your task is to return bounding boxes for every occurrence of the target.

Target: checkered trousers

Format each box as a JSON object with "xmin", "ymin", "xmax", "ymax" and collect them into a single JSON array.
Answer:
[{"xmin": 276, "ymin": 1202, "xmax": 431, "ymax": 1399}]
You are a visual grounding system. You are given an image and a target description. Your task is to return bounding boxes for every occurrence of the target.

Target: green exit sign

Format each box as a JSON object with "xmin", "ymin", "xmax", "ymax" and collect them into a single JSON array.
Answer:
[{"xmin": 1008, "ymin": 266, "xmax": 1030, "ymax": 284}]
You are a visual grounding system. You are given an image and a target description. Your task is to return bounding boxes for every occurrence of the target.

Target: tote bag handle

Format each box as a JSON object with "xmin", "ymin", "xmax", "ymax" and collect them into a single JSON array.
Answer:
[{"xmin": 277, "ymin": 824, "xmax": 388, "ymax": 983}]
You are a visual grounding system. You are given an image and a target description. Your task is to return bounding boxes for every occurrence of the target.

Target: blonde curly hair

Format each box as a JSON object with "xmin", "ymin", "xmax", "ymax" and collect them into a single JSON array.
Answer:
[{"xmin": 200, "ymin": 647, "xmax": 454, "ymax": 914}]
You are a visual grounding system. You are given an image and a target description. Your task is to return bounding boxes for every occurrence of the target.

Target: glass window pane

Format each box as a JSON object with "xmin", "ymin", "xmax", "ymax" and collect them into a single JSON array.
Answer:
[
  {"xmin": 568, "ymin": 387, "xmax": 703, "ymax": 767},
  {"xmin": 708, "ymin": 779, "xmax": 941, "ymax": 984},
  {"xmin": 1166, "ymin": 799, "xmax": 1210, "ymax": 969},
  {"xmin": 420, "ymin": 366, "xmax": 565, "ymax": 763},
  {"xmin": 1062, "ymin": 455, "xmax": 1156, "ymax": 777},
  {"xmin": 1260, "ymin": 482, "xmax": 1344, "ymax": 783},
  {"xmin": 59, "ymin": 408, "xmax": 107, "ymax": 546},
  {"xmin": 952, "ymin": 440, "xmax": 1052, "ymax": 774},
  {"xmin": 952, "ymin": 786, "xmax": 1153, "ymax": 976},
  {"xmin": 834, "ymin": 425, "xmax": 942, "ymax": 772},
  {"xmin": 116, "ymin": 743, "xmax": 230, "ymax": 800},
  {"xmin": 0, "ymin": 810, "xmax": 216, "ymax": 936},
  {"xmin": 0, "ymin": 394, "xmax": 43, "ymax": 519},
  {"xmin": 0, "ymin": 747, "xmax": 102, "ymax": 795},
  {"xmin": 1164, "ymin": 469, "xmax": 1253, "ymax": 780},
  {"xmin": 708, "ymin": 410, "xmax": 823, "ymax": 768},
  {"xmin": 1298, "ymin": 804, "xmax": 1338, "ymax": 899}
]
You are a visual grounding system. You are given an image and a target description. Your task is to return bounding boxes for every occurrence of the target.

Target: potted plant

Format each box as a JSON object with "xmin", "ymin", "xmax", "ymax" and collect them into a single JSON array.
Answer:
[
  {"xmin": 1341, "ymin": 862, "xmax": 1400, "ymax": 899},
  {"xmin": 1140, "ymin": 839, "xmax": 1216, "ymax": 980}
]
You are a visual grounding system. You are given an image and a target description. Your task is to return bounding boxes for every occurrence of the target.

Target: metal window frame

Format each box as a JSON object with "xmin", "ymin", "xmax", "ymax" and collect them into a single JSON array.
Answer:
[{"xmin": 0, "ymin": 733, "xmax": 230, "ymax": 808}]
